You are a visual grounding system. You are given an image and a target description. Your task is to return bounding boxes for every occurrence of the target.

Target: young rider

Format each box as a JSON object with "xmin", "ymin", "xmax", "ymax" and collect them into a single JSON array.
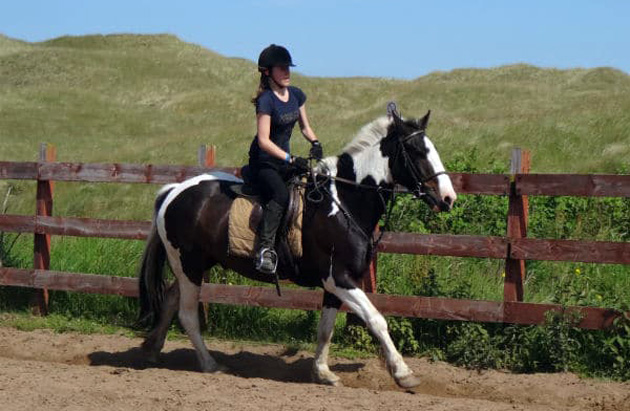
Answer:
[{"xmin": 248, "ymin": 44, "xmax": 323, "ymax": 275}]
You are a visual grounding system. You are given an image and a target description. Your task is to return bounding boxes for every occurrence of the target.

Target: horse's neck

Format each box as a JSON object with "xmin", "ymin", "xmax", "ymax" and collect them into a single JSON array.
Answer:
[
  {"xmin": 322, "ymin": 149, "xmax": 393, "ymax": 231},
  {"xmin": 347, "ymin": 146, "xmax": 393, "ymax": 186}
]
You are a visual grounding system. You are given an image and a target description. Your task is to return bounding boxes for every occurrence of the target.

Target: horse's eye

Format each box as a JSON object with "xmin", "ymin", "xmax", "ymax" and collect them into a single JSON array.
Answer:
[{"xmin": 407, "ymin": 142, "xmax": 427, "ymax": 157}]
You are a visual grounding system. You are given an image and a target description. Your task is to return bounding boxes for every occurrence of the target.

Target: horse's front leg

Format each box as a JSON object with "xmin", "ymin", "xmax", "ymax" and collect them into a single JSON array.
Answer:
[
  {"xmin": 312, "ymin": 291, "xmax": 342, "ymax": 386},
  {"xmin": 323, "ymin": 275, "xmax": 421, "ymax": 389}
]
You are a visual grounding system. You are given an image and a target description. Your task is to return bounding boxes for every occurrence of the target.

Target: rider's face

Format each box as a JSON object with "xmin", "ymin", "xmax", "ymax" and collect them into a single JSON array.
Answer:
[{"xmin": 269, "ymin": 65, "xmax": 291, "ymax": 88}]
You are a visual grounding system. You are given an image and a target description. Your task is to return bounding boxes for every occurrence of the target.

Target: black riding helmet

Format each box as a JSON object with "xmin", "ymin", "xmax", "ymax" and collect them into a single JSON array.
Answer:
[{"xmin": 257, "ymin": 44, "xmax": 295, "ymax": 72}]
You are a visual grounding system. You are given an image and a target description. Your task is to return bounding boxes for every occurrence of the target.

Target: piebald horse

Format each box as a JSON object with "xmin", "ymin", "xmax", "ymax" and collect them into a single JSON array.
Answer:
[{"xmin": 137, "ymin": 106, "xmax": 457, "ymax": 388}]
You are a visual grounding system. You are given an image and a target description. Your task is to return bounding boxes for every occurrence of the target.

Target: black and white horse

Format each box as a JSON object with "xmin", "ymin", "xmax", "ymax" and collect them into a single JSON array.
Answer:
[{"xmin": 137, "ymin": 106, "xmax": 457, "ymax": 388}]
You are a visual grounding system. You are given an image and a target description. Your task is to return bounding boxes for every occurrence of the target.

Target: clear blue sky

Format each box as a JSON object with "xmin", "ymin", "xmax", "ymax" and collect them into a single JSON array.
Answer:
[{"xmin": 2, "ymin": 0, "xmax": 629, "ymax": 79}]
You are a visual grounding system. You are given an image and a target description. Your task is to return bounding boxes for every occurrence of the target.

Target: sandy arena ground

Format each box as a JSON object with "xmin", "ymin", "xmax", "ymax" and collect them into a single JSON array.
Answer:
[{"xmin": 0, "ymin": 326, "xmax": 629, "ymax": 411}]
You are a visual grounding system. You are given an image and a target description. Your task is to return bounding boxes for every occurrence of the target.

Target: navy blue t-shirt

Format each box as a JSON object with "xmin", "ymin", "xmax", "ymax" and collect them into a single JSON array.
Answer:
[{"xmin": 249, "ymin": 86, "xmax": 306, "ymax": 167}]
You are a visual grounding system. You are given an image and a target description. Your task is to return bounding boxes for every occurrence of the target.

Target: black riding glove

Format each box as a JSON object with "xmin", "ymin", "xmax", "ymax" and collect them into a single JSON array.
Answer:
[
  {"xmin": 309, "ymin": 141, "xmax": 323, "ymax": 160},
  {"xmin": 290, "ymin": 156, "xmax": 310, "ymax": 172}
]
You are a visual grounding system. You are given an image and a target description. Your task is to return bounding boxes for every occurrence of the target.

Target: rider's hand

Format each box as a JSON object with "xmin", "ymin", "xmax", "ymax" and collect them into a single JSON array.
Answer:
[
  {"xmin": 290, "ymin": 156, "xmax": 310, "ymax": 172},
  {"xmin": 309, "ymin": 141, "xmax": 323, "ymax": 160}
]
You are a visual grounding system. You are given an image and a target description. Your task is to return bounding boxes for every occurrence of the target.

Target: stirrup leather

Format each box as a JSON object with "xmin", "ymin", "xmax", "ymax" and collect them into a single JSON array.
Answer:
[{"xmin": 255, "ymin": 247, "xmax": 278, "ymax": 274}]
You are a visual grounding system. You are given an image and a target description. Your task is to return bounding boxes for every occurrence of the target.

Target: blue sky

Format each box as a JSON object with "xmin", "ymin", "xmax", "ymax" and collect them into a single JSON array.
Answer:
[{"xmin": 2, "ymin": 0, "xmax": 629, "ymax": 79}]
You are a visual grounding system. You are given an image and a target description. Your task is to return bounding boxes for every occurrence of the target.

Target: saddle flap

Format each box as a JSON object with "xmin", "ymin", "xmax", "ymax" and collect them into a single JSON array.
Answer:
[{"xmin": 228, "ymin": 182, "xmax": 305, "ymax": 259}]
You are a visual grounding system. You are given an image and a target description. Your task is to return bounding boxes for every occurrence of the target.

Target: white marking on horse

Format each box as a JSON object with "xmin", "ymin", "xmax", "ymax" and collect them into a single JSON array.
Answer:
[
  {"xmin": 161, "ymin": 240, "xmax": 219, "ymax": 372},
  {"xmin": 313, "ymin": 306, "xmax": 340, "ymax": 385},
  {"xmin": 157, "ymin": 172, "xmax": 242, "ymax": 230},
  {"xmin": 317, "ymin": 117, "xmax": 394, "ymax": 217},
  {"xmin": 154, "ymin": 171, "xmax": 242, "ymax": 372},
  {"xmin": 322, "ymin": 274, "xmax": 414, "ymax": 380},
  {"xmin": 344, "ymin": 116, "xmax": 393, "ymax": 185},
  {"xmin": 317, "ymin": 158, "xmax": 341, "ymax": 217},
  {"xmin": 157, "ymin": 183, "xmax": 179, "ymax": 198},
  {"xmin": 425, "ymin": 136, "xmax": 457, "ymax": 203}
]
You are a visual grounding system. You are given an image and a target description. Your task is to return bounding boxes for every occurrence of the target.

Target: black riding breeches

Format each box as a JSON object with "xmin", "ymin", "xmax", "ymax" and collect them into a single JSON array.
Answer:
[{"xmin": 256, "ymin": 166, "xmax": 290, "ymax": 208}]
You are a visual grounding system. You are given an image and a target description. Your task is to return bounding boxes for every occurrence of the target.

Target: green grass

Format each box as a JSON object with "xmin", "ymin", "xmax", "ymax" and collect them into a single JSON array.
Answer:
[
  {"xmin": 2, "ymin": 34, "xmax": 630, "ymax": 169},
  {"xmin": 2, "ymin": 33, "xmax": 630, "ymax": 219},
  {"xmin": 1, "ymin": 33, "xmax": 630, "ymax": 379},
  {"xmin": 0, "ymin": 311, "xmax": 134, "ymax": 335}
]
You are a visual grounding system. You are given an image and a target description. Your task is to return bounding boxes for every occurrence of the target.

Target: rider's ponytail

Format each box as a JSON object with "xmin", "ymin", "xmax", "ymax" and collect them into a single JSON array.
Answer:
[{"xmin": 251, "ymin": 72, "xmax": 271, "ymax": 105}]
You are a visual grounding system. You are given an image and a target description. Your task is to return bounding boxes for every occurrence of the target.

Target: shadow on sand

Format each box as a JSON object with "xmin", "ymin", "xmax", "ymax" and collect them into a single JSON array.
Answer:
[{"xmin": 88, "ymin": 346, "xmax": 364, "ymax": 384}]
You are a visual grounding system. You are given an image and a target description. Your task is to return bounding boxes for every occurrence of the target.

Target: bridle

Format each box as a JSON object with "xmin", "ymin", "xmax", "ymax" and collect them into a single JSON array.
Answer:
[
  {"xmin": 308, "ymin": 129, "xmax": 446, "ymax": 197},
  {"xmin": 395, "ymin": 129, "xmax": 448, "ymax": 199},
  {"xmin": 300, "ymin": 126, "xmax": 447, "ymax": 255}
]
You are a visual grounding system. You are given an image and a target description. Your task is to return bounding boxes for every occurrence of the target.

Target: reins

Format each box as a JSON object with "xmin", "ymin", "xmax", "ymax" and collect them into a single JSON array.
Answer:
[
  {"xmin": 292, "ymin": 106, "xmax": 448, "ymax": 260},
  {"xmin": 297, "ymin": 169, "xmax": 393, "ymax": 257},
  {"xmin": 298, "ymin": 150, "xmax": 444, "ymax": 257}
]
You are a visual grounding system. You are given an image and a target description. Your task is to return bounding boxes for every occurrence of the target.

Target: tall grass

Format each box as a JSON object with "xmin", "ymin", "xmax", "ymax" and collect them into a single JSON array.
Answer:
[{"xmin": 1, "ymin": 33, "xmax": 629, "ymax": 379}]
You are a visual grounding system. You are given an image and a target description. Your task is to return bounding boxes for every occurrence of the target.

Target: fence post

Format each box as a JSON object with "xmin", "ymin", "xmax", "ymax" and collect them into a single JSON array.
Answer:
[
  {"xmin": 198, "ymin": 144, "xmax": 216, "ymax": 169},
  {"xmin": 31, "ymin": 143, "xmax": 56, "ymax": 315},
  {"xmin": 197, "ymin": 144, "xmax": 216, "ymax": 330},
  {"xmin": 504, "ymin": 148, "xmax": 530, "ymax": 302}
]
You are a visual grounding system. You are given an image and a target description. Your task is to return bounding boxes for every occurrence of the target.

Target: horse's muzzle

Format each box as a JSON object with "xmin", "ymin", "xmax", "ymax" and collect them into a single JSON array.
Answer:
[
  {"xmin": 437, "ymin": 199, "xmax": 453, "ymax": 212},
  {"xmin": 419, "ymin": 187, "xmax": 454, "ymax": 213}
]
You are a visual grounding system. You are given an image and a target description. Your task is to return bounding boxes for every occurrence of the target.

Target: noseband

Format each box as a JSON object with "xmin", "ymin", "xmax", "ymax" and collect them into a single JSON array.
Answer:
[{"xmin": 396, "ymin": 130, "xmax": 447, "ymax": 198}]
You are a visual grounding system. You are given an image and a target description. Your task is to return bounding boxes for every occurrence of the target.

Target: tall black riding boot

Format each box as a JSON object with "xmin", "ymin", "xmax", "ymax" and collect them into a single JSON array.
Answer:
[{"xmin": 255, "ymin": 200, "xmax": 284, "ymax": 275}]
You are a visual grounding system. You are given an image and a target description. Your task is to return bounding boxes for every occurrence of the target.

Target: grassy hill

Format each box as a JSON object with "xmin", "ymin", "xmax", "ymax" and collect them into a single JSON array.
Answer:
[
  {"xmin": 2, "ymin": 33, "xmax": 629, "ymax": 173},
  {"xmin": 2, "ymin": 35, "xmax": 630, "ymax": 379}
]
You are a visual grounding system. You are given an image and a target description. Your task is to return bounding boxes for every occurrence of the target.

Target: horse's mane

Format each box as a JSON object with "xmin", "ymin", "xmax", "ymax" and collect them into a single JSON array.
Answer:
[
  {"xmin": 316, "ymin": 116, "xmax": 393, "ymax": 173},
  {"xmin": 341, "ymin": 116, "xmax": 392, "ymax": 156}
]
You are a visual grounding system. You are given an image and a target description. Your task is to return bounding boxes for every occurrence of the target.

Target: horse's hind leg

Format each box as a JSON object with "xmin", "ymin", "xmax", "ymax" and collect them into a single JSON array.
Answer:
[
  {"xmin": 177, "ymin": 273, "xmax": 222, "ymax": 372},
  {"xmin": 141, "ymin": 280, "xmax": 180, "ymax": 362},
  {"xmin": 162, "ymin": 235, "xmax": 221, "ymax": 373},
  {"xmin": 312, "ymin": 291, "xmax": 342, "ymax": 386}
]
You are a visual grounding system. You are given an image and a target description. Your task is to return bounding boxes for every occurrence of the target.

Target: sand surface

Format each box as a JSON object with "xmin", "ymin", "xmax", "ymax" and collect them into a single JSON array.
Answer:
[{"xmin": 1, "ymin": 326, "xmax": 629, "ymax": 411}]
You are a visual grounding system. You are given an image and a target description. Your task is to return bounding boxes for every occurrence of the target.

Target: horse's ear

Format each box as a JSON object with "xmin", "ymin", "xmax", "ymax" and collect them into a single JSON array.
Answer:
[
  {"xmin": 387, "ymin": 101, "xmax": 404, "ymax": 129},
  {"xmin": 417, "ymin": 110, "xmax": 431, "ymax": 130}
]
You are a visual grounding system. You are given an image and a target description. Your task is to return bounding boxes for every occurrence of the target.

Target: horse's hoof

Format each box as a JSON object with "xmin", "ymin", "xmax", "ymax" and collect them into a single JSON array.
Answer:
[
  {"xmin": 201, "ymin": 362, "xmax": 229, "ymax": 374},
  {"xmin": 395, "ymin": 373, "xmax": 421, "ymax": 389},
  {"xmin": 140, "ymin": 344, "xmax": 160, "ymax": 364},
  {"xmin": 312, "ymin": 371, "xmax": 342, "ymax": 387},
  {"xmin": 319, "ymin": 376, "xmax": 343, "ymax": 387},
  {"xmin": 315, "ymin": 377, "xmax": 343, "ymax": 387},
  {"xmin": 330, "ymin": 379, "xmax": 343, "ymax": 387},
  {"xmin": 213, "ymin": 363, "xmax": 230, "ymax": 374},
  {"xmin": 145, "ymin": 353, "xmax": 159, "ymax": 364}
]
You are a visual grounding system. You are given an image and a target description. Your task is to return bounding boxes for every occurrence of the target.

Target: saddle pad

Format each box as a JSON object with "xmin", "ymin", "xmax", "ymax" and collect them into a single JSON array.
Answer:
[{"xmin": 228, "ymin": 194, "xmax": 304, "ymax": 259}]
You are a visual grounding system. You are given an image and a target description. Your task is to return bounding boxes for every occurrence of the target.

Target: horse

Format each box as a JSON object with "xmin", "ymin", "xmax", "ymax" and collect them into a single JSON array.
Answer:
[{"xmin": 137, "ymin": 105, "xmax": 457, "ymax": 388}]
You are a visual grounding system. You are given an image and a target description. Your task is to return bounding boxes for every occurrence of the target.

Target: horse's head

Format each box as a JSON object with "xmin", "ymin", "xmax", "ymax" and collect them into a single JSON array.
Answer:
[{"xmin": 385, "ymin": 107, "xmax": 457, "ymax": 212}]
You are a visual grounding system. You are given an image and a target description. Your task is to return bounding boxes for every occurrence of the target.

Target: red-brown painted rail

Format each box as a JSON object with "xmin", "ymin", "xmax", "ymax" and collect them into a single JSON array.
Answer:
[
  {"xmin": 1, "ymin": 145, "xmax": 629, "ymax": 329},
  {"xmin": 0, "ymin": 267, "xmax": 619, "ymax": 330}
]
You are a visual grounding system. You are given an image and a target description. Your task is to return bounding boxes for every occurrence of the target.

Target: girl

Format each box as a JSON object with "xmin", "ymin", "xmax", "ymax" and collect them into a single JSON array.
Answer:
[{"xmin": 248, "ymin": 44, "xmax": 323, "ymax": 275}]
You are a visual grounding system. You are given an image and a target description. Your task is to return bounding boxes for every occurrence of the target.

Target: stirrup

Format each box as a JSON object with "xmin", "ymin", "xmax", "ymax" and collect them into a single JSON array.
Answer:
[{"xmin": 255, "ymin": 247, "xmax": 278, "ymax": 275}]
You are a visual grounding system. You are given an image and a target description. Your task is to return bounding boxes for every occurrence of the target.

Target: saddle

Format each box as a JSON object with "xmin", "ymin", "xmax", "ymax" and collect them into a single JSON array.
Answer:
[{"xmin": 227, "ymin": 166, "xmax": 305, "ymax": 259}]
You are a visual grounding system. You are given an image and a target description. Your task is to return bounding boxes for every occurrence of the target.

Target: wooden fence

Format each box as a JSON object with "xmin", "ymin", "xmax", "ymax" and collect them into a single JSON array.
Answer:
[{"xmin": 1, "ymin": 144, "xmax": 629, "ymax": 330}]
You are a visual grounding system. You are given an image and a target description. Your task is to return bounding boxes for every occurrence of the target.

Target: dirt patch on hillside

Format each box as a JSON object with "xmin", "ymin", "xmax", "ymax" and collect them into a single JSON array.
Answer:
[{"xmin": 0, "ymin": 326, "xmax": 629, "ymax": 411}]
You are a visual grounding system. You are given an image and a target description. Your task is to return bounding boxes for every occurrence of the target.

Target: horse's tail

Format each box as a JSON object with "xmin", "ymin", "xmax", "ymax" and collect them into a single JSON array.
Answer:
[{"xmin": 136, "ymin": 184, "xmax": 177, "ymax": 329}]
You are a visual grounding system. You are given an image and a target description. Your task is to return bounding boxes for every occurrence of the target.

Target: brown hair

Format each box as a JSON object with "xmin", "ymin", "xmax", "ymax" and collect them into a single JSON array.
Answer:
[{"xmin": 251, "ymin": 72, "xmax": 271, "ymax": 105}]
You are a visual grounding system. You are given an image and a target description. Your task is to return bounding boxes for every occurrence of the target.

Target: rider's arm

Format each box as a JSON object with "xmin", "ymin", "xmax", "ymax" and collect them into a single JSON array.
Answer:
[
  {"xmin": 257, "ymin": 113, "xmax": 291, "ymax": 161},
  {"xmin": 298, "ymin": 105, "xmax": 319, "ymax": 144}
]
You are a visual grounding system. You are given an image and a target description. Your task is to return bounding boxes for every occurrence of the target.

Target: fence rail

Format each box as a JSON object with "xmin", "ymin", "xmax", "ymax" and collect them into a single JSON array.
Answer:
[
  {"xmin": 1, "ymin": 144, "xmax": 629, "ymax": 328},
  {"xmin": 0, "ymin": 267, "xmax": 621, "ymax": 330},
  {"xmin": 2, "ymin": 215, "xmax": 629, "ymax": 265}
]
